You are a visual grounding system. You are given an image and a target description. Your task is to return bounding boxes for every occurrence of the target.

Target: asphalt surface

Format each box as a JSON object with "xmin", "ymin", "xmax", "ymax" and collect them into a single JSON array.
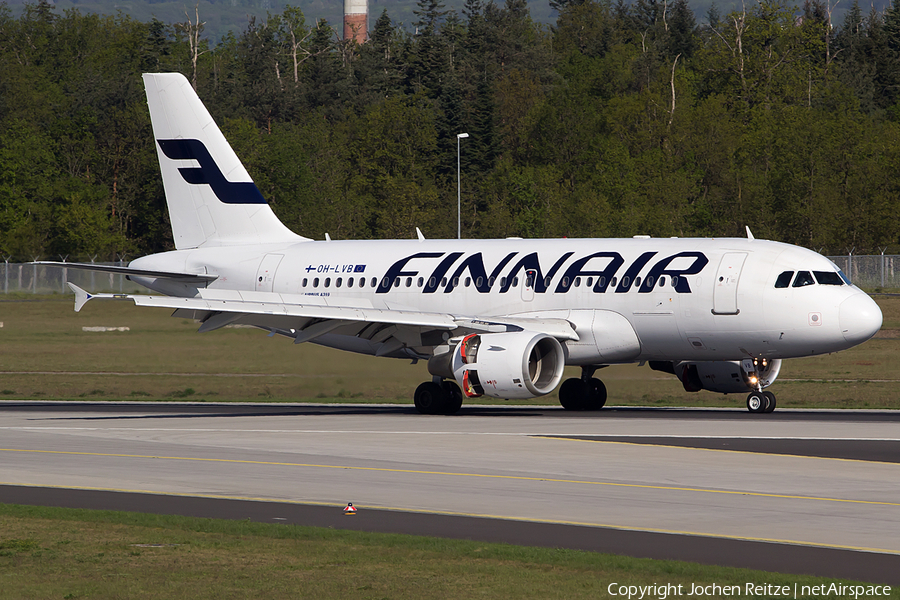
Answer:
[
  {"xmin": 2, "ymin": 484, "xmax": 898, "ymax": 585},
  {"xmin": 545, "ymin": 436, "xmax": 900, "ymax": 463},
  {"xmin": 2, "ymin": 402, "xmax": 899, "ymax": 585}
]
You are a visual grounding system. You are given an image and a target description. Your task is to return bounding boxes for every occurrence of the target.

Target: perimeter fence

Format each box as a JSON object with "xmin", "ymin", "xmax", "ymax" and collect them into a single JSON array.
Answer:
[
  {"xmin": 0, "ymin": 255, "xmax": 898, "ymax": 295},
  {"xmin": 1, "ymin": 262, "xmax": 151, "ymax": 295}
]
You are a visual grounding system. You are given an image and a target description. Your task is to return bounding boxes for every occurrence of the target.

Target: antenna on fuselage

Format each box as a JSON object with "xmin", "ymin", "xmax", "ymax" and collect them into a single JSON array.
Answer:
[
  {"xmin": 416, "ymin": 227, "xmax": 425, "ymax": 242},
  {"xmin": 745, "ymin": 226, "xmax": 755, "ymax": 241}
]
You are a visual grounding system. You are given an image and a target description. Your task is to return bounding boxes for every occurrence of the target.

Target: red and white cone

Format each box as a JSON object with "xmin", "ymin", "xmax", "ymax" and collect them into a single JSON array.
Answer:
[{"xmin": 343, "ymin": 502, "xmax": 357, "ymax": 515}]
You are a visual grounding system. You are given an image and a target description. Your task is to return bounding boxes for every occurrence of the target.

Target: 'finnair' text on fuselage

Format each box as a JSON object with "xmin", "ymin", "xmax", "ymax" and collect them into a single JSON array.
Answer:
[{"xmin": 345, "ymin": 250, "xmax": 709, "ymax": 294}]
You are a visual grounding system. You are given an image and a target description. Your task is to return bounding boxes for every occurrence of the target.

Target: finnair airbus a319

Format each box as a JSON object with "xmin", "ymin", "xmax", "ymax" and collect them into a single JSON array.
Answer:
[{"xmin": 46, "ymin": 73, "xmax": 884, "ymax": 415}]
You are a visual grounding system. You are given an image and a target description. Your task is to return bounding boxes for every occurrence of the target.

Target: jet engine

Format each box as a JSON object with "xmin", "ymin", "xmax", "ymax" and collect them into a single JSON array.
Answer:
[
  {"xmin": 428, "ymin": 331, "xmax": 566, "ymax": 399},
  {"xmin": 651, "ymin": 358, "xmax": 782, "ymax": 394}
]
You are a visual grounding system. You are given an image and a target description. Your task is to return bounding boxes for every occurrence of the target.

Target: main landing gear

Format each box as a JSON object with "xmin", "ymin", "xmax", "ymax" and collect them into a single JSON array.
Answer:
[
  {"xmin": 414, "ymin": 378, "xmax": 464, "ymax": 415},
  {"xmin": 746, "ymin": 390, "xmax": 776, "ymax": 413},
  {"xmin": 559, "ymin": 366, "xmax": 608, "ymax": 411}
]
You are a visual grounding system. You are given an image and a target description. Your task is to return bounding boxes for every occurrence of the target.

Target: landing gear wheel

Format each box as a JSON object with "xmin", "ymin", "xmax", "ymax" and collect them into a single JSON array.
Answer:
[
  {"xmin": 747, "ymin": 391, "xmax": 767, "ymax": 413},
  {"xmin": 559, "ymin": 378, "xmax": 587, "ymax": 411},
  {"xmin": 585, "ymin": 378, "xmax": 607, "ymax": 410},
  {"xmin": 763, "ymin": 391, "xmax": 777, "ymax": 413},
  {"xmin": 415, "ymin": 381, "xmax": 445, "ymax": 415},
  {"xmin": 441, "ymin": 381, "xmax": 463, "ymax": 415}
]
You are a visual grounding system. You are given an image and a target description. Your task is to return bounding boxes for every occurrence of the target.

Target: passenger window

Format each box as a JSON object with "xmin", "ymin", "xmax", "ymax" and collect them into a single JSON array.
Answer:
[
  {"xmin": 441, "ymin": 277, "xmax": 448, "ymax": 287},
  {"xmin": 659, "ymin": 276, "xmax": 665, "ymax": 287},
  {"xmin": 336, "ymin": 277, "xmax": 342, "ymax": 287},
  {"xmin": 574, "ymin": 277, "xmax": 581, "ymax": 287},
  {"xmin": 417, "ymin": 277, "xmax": 424, "ymax": 287},
  {"xmin": 814, "ymin": 271, "xmax": 844, "ymax": 286},
  {"xmin": 324, "ymin": 278, "xmax": 331, "ymax": 288},
  {"xmin": 302, "ymin": 278, "xmax": 308, "ymax": 287},
  {"xmin": 405, "ymin": 277, "xmax": 412, "ymax": 287},
  {"xmin": 793, "ymin": 271, "xmax": 815, "ymax": 287},
  {"xmin": 465, "ymin": 277, "xmax": 471, "ymax": 287},
  {"xmin": 774, "ymin": 271, "xmax": 793, "ymax": 288},
  {"xmin": 348, "ymin": 277, "xmax": 354, "ymax": 287},
  {"xmin": 313, "ymin": 278, "xmax": 319, "ymax": 288},
  {"xmin": 500, "ymin": 277, "xmax": 507, "ymax": 288}
]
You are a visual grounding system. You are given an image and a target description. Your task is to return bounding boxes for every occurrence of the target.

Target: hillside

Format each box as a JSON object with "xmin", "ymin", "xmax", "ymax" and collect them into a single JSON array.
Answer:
[{"xmin": 0, "ymin": 0, "xmax": 764, "ymax": 42}]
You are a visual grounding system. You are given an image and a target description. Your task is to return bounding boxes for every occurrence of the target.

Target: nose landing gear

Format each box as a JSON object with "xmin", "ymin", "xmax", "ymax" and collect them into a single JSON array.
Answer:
[{"xmin": 747, "ymin": 390, "xmax": 776, "ymax": 413}]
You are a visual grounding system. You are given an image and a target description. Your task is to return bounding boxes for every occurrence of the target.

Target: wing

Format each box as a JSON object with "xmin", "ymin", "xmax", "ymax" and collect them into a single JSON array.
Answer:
[{"xmin": 68, "ymin": 284, "xmax": 578, "ymax": 359}]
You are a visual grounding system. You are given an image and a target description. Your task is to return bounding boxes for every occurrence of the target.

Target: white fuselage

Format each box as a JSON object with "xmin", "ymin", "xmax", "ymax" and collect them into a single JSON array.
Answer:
[{"xmin": 130, "ymin": 236, "xmax": 882, "ymax": 365}]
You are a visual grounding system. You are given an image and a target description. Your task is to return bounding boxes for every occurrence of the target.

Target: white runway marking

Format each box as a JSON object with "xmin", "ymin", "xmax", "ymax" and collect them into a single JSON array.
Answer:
[{"xmin": 1, "ymin": 426, "xmax": 900, "ymax": 442}]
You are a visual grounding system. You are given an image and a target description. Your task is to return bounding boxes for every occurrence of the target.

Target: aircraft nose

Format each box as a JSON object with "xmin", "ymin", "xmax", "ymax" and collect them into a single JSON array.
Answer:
[{"xmin": 839, "ymin": 292, "xmax": 882, "ymax": 345}]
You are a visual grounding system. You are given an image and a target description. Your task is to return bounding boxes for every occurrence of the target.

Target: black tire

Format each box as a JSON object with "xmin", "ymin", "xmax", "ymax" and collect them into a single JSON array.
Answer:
[
  {"xmin": 441, "ymin": 381, "xmax": 464, "ymax": 415},
  {"xmin": 586, "ymin": 378, "xmax": 608, "ymax": 410},
  {"xmin": 747, "ymin": 391, "xmax": 767, "ymax": 413},
  {"xmin": 559, "ymin": 378, "xmax": 587, "ymax": 410},
  {"xmin": 763, "ymin": 391, "xmax": 777, "ymax": 413},
  {"xmin": 414, "ymin": 381, "xmax": 446, "ymax": 415}
]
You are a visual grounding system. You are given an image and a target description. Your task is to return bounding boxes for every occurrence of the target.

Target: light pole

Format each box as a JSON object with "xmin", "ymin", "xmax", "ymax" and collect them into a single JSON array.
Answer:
[{"xmin": 456, "ymin": 132, "xmax": 468, "ymax": 240}]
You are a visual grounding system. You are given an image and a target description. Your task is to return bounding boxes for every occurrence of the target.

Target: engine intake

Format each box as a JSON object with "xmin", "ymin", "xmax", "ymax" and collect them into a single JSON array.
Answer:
[{"xmin": 429, "ymin": 331, "xmax": 565, "ymax": 399}]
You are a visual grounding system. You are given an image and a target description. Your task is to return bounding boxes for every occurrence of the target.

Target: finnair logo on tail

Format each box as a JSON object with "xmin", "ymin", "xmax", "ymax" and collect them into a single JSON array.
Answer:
[{"xmin": 157, "ymin": 139, "xmax": 266, "ymax": 205}]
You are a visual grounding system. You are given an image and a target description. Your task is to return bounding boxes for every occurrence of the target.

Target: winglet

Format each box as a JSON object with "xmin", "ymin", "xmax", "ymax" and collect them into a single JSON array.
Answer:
[
  {"xmin": 68, "ymin": 283, "xmax": 92, "ymax": 313},
  {"xmin": 746, "ymin": 226, "xmax": 755, "ymax": 241}
]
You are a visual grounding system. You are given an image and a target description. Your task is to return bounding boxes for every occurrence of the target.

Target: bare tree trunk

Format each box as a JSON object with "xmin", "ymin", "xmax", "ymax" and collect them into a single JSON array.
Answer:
[
  {"xmin": 669, "ymin": 53, "xmax": 681, "ymax": 129},
  {"xmin": 177, "ymin": 5, "xmax": 206, "ymax": 90}
]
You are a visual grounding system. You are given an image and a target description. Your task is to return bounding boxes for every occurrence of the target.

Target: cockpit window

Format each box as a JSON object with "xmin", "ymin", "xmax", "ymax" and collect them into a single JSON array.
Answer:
[
  {"xmin": 793, "ymin": 271, "xmax": 815, "ymax": 287},
  {"xmin": 775, "ymin": 271, "xmax": 793, "ymax": 288},
  {"xmin": 814, "ymin": 271, "xmax": 844, "ymax": 286},
  {"xmin": 838, "ymin": 269, "xmax": 852, "ymax": 285}
]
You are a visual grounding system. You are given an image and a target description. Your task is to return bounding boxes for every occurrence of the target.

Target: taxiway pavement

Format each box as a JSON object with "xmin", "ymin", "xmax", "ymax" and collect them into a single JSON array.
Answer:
[{"xmin": 1, "ymin": 402, "xmax": 898, "ymax": 583}]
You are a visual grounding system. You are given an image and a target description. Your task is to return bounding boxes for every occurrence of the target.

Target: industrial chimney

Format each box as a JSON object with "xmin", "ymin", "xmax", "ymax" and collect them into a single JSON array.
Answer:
[{"xmin": 343, "ymin": 0, "xmax": 367, "ymax": 44}]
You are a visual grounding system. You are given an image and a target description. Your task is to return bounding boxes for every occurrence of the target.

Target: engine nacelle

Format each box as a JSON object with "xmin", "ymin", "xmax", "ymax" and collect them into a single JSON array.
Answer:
[
  {"xmin": 429, "ymin": 331, "xmax": 566, "ymax": 399},
  {"xmin": 652, "ymin": 358, "xmax": 782, "ymax": 394}
]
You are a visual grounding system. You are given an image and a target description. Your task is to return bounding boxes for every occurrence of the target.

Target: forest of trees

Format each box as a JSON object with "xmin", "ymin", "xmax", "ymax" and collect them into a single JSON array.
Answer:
[{"xmin": 2, "ymin": 0, "xmax": 900, "ymax": 262}]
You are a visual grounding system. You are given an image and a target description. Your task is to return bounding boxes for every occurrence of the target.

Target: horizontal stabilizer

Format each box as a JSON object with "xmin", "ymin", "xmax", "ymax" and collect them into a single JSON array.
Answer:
[{"xmin": 35, "ymin": 261, "xmax": 218, "ymax": 284}]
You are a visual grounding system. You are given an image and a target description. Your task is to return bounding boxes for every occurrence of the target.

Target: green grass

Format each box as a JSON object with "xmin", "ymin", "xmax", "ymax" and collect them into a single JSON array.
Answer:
[
  {"xmin": 0, "ymin": 296, "xmax": 898, "ymax": 409},
  {"xmin": 0, "ymin": 504, "xmax": 894, "ymax": 599}
]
